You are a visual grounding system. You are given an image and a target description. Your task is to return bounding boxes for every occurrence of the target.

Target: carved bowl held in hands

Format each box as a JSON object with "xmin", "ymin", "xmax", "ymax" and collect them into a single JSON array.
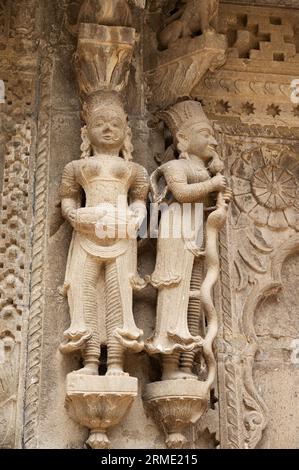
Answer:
[{"xmin": 75, "ymin": 205, "xmax": 137, "ymax": 239}]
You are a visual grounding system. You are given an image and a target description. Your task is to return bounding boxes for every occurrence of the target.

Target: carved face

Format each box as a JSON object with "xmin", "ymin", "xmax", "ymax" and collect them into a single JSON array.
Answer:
[
  {"xmin": 184, "ymin": 124, "xmax": 218, "ymax": 160},
  {"xmin": 87, "ymin": 108, "xmax": 127, "ymax": 152}
]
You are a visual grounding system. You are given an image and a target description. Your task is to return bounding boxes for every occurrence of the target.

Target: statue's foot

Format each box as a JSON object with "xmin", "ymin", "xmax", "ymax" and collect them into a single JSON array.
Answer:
[
  {"xmin": 204, "ymin": 27, "xmax": 216, "ymax": 35},
  {"xmin": 59, "ymin": 327, "xmax": 92, "ymax": 354},
  {"xmin": 162, "ymin": 369, "xmax": 181, "ymax": 381},
  {"xmin": 179, "ymin": 368, "xmax": 198, "ymax": 380},
  {"xmin": 106, "ymin": 367, "xmax": 129, "ymax": 377},
  {"xmin": 162, "ymin": 369, "xmax": 198, "ymax": 381},
  {"xmin": 74, "ymin": 365, "xmax": 98, "ymax": 376}
]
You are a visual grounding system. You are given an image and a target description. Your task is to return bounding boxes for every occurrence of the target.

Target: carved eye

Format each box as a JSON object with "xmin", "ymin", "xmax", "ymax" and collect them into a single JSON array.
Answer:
[
  {"xmin": 112, "ymin": 120, "xmax": 122, "ymax": 129},
  {"xmin": 201, "ymin": 132, "xmax": 210, "ymax": 139}
]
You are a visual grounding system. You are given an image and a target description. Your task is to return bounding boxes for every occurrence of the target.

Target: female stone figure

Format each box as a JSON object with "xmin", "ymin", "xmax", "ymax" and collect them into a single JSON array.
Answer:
[
  {"xmin": 59, "ymin": 91, "xmax": 149, "ymax": 377},
  {"xmin": 146, "ymin": 100, "xmax": 230, "ymax": 382}
]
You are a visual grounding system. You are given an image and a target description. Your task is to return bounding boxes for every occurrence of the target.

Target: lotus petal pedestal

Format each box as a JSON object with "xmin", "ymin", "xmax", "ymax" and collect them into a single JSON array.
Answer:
[
  {"xmin": 65, "ymin": 373, "xmax": 138, "ymax": 449},
  {"xmin": 144, "ymin": 379, "xmax": 209, "ymax": 449}
]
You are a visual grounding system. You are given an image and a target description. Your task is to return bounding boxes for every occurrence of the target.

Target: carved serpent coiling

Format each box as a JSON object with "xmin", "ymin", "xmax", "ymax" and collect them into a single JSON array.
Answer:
[{"xmin": 201, "ymin": 192, "xmax": 228, "ymax": 389}]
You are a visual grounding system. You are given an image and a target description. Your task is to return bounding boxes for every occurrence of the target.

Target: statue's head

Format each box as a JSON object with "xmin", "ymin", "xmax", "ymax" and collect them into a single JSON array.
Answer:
[
  {"xmin": 158, "ymin": 100, "xmax": 218, "ymax": 161},
  {"xmin": 82, "ymin": 91, "xmax": 133, "ymax": 160}
]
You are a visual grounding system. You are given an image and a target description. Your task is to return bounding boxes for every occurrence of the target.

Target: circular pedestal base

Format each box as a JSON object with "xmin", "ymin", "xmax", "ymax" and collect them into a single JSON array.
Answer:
[
  {"xmin": 166, "ymin": 433, "xmax": 187, "ymax": 449},
  {"xmin": 144, "ymin": 379, "xmax": 209, "ymax": 448},
  {"xmin": 86, "ymin": 431, "xmax": 110, "ymax": 449},
  {"xmin": 66, "ymin": 373, "xmax": 138, "ymax": 449}
]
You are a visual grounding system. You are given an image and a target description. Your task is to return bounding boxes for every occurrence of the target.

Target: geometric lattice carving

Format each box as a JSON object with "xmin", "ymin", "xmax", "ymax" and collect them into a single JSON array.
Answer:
[
  {"xmin": 0, "ymin": 0, "xmax": 11, "ymax": 38},
  {"xmin": 0, "ymin": 122, "xmax": 31, "ymax": 307},
  {"xmin": 0, "ymin": 120, "xmax": 33, "ymax": 448},
  {"xmin": 0, "ymin": 0, "xmax": 38, "ymax": 450},
  {"xmin": 193, "ymin": 4, "xmax": 299, "ymax": 126},
  {"xmin": 221, "ymin": 13, "xmax": 299, "ymax": 62}
]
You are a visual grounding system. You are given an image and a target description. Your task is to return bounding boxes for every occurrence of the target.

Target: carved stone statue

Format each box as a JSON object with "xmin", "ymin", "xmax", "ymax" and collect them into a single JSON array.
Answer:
[
  {"xmin": 158, "ymin": 0, "xmax": 219, "ymax": 50},
  {"xmin": 59, "ymin": 91, "xmax": 149, "ymax": 377},
  {"xmin": 146, "ymin": 100, "xmax": 229, "ymax": 380},
  {"xmin": 59, "ymin": 0, "xmax": 150, "ymax": 448},
  {"xmin": 144, "ymin": 99, "xmax": 230, "ymax": 447}
]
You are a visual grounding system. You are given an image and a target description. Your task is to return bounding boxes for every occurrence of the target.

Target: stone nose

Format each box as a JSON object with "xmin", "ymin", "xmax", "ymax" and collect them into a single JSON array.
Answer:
[
  {"xmin": 208, "ymin": 136, "xmax": 218, "ymax": 146},
  {"xmin": 102, "ymin": 122, "xmax": 112, "ymax": 131}
]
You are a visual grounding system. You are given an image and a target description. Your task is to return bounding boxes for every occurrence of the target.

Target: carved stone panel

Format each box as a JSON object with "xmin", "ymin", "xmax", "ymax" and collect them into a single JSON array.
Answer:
[
  {"xmin": 0, "ymin": 121, "xmax": 35, "ymax": 448},
  {"xmin": 216, "ymin": 126, "xmax": 299, "ymax": 449},
  {"xmin": 0, "ymin": 0, "xmax": 39, "ymax": 449},
  {"xmin": 193, "ymin": 3, "xmax": 299, "ymax": 128},
  {"xmin": 254, "ymin": 252, "xmax": 299, "ymax": 448},
  {"xmin": 1, "ymin": 0, "xmax": 299, "ymax": 450}
]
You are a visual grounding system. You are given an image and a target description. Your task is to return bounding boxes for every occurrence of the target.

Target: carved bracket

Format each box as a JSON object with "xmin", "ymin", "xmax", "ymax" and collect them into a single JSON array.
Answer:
[
  {"xmin": 145, "ymin": 32, "xmax": 227, "ymax": 111},
  {"xmin": 74, "ymin": 23, "xmax": 136, "ymax": 98}
]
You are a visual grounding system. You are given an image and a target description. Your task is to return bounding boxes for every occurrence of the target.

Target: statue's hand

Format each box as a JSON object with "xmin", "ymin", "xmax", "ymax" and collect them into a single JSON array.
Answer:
[
  {"xmin": 126, "ymin": 213, "xmax": 141, "ymax": 239},
  {"xmin": 211, "ymin": 174, "xmax": 227, "ymax": 192},
  {"xmin": 208, "ymin": 153, "xmax": 225, "ymax": 175},
  {"xmin": 128, "ymin": 202, "xmax": 147, "ymax": 238},
  {"xmin": 67, "ymin": 209, "xmax": 78, "ymax": 228},
  {"xmin": 223, "ymin": 187, "xmax": 233, "ymax": 204},
  {"xmin": 95, "ymin": 207, "xmax": 138, "ymax": 240},
  {"xmin": 75, "ymin": 207, "xmax": 107, "ymax": 234}
]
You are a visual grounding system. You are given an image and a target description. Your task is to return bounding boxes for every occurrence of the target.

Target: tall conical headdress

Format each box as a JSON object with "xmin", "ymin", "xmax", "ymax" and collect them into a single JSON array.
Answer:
[
  {"xmin": 82, "ymin": 91, "xmax": 127, "ymax": 125},
  {"xmin": 157, "ymin": 100, "xmax": 212, "ymax": 141}
]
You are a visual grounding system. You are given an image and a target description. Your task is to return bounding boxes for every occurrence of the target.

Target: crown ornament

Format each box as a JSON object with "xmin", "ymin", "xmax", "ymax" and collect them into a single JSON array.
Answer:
[
  {"xmin": 82, "ymin": 91, "xmax": 127, "ymax": 124},
  {"xmin": 157, "ymin": 100, "xmax": 213, "ymax": 140}
]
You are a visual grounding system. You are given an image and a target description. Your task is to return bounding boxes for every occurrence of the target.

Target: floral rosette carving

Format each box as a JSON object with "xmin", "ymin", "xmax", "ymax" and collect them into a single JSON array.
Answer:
[{"xmin": 231, "ymin": 146, "xmax": 299, "ymax": 231}]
